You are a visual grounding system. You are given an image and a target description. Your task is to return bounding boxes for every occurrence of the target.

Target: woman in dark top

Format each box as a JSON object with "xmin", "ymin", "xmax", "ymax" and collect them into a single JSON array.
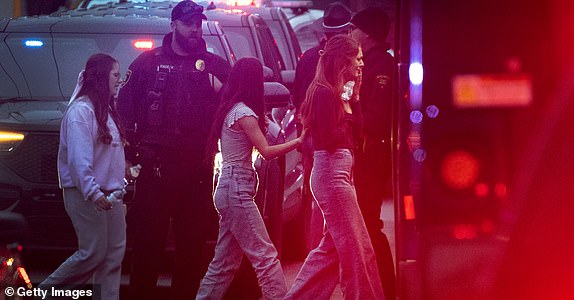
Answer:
[{"xmin": 284, "ymin": 35, "xmax": 385, "ymax": 299}]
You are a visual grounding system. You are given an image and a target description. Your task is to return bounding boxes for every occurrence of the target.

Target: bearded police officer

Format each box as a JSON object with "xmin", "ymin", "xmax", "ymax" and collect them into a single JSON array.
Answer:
[
  {"xmin": 351, "ymin": 7, "xmax": 397, "ymax": 300},
  {"xmin": 117, "ymin": 1, "xmax": 230, "ymax": 298}
]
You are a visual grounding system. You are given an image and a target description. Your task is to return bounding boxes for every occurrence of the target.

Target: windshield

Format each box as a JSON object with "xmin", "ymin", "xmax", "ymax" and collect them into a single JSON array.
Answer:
[
  {"xmin": 79, "ymin": 0, "xmax": 185, "ymax": 9},
  {"xmin": 0, "ymin": 32, "xmax": 228, "ymax": 101}
]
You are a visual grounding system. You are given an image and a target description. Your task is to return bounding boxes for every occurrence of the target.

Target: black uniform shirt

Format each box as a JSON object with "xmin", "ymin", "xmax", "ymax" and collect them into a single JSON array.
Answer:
[
  {"xmin": 360, "ymin": 45, "xmax": 394, "ymax": 142},
  {"xmin": 118, "ymin": 33, "xmax": 230, "ymax": 162}
]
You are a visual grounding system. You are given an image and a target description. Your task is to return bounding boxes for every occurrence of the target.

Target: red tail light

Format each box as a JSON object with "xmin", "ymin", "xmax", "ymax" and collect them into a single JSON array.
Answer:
[{"xmin": 404, "ymin": 195, "xmax": 416, "ymax": 220}]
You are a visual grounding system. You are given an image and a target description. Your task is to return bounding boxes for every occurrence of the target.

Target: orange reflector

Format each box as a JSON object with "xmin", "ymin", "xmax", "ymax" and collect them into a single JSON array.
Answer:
[
  {"xmin": 403, "ymin": 195, "xmax": 416, "ymax": 220},
  {"xmin": 452, "ymin": 73, "xmax": 533, "ymax": 107},
  {"xmin": 18, "ymin": 267, "xmax": 33, "ymax": 288},
  {"xmin": 441, "ymin": 150, "xmax": 480, "ymax": 190},
  {"xmin": 133, "ymin": 40, "xmax": 154, "ymax": 50}
]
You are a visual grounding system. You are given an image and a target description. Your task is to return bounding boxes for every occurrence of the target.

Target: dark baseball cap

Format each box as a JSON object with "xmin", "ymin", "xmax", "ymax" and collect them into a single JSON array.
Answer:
[{"xmin": 171, "ymin": 0, "xmax": 207, "ymax": 22}]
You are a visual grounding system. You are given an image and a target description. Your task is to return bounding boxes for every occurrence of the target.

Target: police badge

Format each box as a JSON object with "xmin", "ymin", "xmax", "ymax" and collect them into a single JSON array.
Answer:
[
  {"xmin": 195, "ymin": 59, "xmax": 205, "ymax": 71},
  {"xmin": 376, "ymin": 74, "xmax": 390, "ymax": 88}
]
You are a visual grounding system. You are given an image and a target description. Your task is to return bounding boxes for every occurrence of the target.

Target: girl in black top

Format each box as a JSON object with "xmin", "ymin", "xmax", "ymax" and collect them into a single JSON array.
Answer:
[{"xmin": 284, "ymin": 35, "xmax": 385, "ymax": 299}]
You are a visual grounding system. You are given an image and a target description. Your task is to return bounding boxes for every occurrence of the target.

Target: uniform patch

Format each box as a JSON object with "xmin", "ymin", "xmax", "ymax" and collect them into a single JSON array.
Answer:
[
  {"xmin": 122, "ymin": 69, "xmax": 132, "ymax": 87},
  {"xmin": 195, "ymin": 59, "xmax": 205, "ymax": 71},
  {"xmin": 377, "ymin": 74, "xmax": 390, "ymax": 89}
]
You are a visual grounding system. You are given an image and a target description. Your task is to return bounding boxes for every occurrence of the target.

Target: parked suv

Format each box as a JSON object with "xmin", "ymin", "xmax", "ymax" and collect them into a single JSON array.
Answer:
[
  {"xmin": 0, "ymin": 13, "xmax": 295, "ymax": 253},
  {"xmin": 201, "ymin": 2, "xmax": 302, "ymax": 69},
  {"xmin": 61, "ymin": 0, "xmax": 307, "ymax": 254},
  {"xmin": 62, "ymin": 2, "xmax": 287, "ymax": 83}
]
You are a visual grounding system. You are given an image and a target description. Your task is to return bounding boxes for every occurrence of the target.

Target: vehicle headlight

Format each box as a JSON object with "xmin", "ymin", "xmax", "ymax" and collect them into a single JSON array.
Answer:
[{"xmin": 0, "ymin": 131, "xmax": 25, "ymax": 152}]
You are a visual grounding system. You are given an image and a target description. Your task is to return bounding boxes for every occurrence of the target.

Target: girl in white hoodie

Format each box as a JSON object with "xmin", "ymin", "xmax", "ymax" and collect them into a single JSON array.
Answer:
[{"xmin": 39, "ymin": 53, "xmax": 127, "ymax": 300}]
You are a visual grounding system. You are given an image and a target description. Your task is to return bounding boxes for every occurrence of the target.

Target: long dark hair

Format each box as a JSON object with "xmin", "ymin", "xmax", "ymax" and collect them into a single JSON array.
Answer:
[
  {"xmin": 75, "ymin": 53, "xmax": 126, "ymax": 145},
  {"xmin": 300, "ymin": 35, "xmax": 360, "ymax": 132},
  {"xmin": 206, "ymin": 57, "xmax": 266, "ymax": 165}
]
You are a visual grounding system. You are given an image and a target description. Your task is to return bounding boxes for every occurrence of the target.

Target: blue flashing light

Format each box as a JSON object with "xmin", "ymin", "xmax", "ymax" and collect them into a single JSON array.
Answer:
[
  {"xmin": 413, "ymin": 149, "xmax": 427, "ymax": 162},
  {"xmin": 24, "ymin": 40, "xmax": 44, "ymax": 48},
  {"xmin": 426, "ymin": 105, "xmax": 439, "ymax": 118},
  {"xmin": 409, "ymin": 62, "xmax": 423, "ymax": 85},
  {"xmin": 410, "ymin": 110, "xmax": 423, "ymax": 124}
]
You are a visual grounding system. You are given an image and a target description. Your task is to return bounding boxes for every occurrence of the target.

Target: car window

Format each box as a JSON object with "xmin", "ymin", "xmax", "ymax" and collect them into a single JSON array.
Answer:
[
  {"xmin": 52, "ymin": 33, "xmax": 165, "ymax": 96},
  {"xmin": 222, "ymin": 26, "xmax": 258, "ymax": 60},
  {"xmin": 256, "ymin": 23, "xmax": 285, "ymax": 73},
  {"xmin": 2, "ymin": 33, "xmax": 62, "ymax": 100},
  {"xmin": 267, "ymin": 20, "xmax": 293, "ymax": 69},
  {"xmin": 287, "ymin": 8, "xmax": 323, "ymax": 53},
  {"xmin": 294, "ymin": 24, "xmax": 321, "ymax": 52},
  {"xmin": 284, "ymin": 14, "xmax": 302, "ymax": 63}
]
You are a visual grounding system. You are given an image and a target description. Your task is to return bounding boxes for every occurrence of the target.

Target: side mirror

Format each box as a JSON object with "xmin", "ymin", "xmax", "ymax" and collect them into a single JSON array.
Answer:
[
  {"xmin": 263, "ymin": 66, "xmax": 275, "ymax": 82},
  {"xmin": 264, "ymin": 82, "xmax": 290, "ymax": 109}
]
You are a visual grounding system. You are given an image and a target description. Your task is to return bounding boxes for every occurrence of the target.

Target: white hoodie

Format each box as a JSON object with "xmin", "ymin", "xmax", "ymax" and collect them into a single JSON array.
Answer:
[{"xmin": 57, "ymin": 96, "xmax": 125, "ymax": 202}]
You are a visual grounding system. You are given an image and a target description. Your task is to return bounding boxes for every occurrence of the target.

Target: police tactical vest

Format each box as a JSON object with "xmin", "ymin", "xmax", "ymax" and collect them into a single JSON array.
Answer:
[{"xmin": 141, "ymin": 47, "xmax": 219, "ymax": 152}]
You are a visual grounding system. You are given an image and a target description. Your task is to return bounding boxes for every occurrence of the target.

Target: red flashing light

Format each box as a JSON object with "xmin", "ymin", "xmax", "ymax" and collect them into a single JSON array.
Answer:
[
  {"xmin": 133, "ymin": 40, "xmax": 154, "ymax": 50},
  {"xmin": 226, "ymin": 0, "xmax": 257, "ymax": 6},
  {"xmin": 453, "ymin": 224, "xmax": 478, "ymax": 240},
  {"xmin": 480, "ymin": 220, "xmax": 496, "ymax": 234},
  {"xmin": 440, "ymin": 150, "xmax": 480, "ymax": 190},
  {"xmin": 403, "ymin": 195, "xmax": 416, "ymax": 220},
  {"xmin": 494, "ymin": 183, "xmax": 508, "ymax": 198},
  {"xmin": 474, "ymin": 182, "xmax": 489, "ymax": 197}
]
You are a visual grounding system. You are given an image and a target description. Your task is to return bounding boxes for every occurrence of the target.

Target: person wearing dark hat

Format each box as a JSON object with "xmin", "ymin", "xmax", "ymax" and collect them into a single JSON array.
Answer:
[
  {"xmin": 351, "ymin": 6, "xmax": 397, "ymax": 300},
  {"xmin": 291, "ymin": 1, "xmax": 354, "ymax": 255},
  {"xmin": 293, "ymin": 1, "xmax": 354, "ymax": 111},
  {"xmin": 117, "ymin": 0, "xmax": 230, "ymax": 298}
]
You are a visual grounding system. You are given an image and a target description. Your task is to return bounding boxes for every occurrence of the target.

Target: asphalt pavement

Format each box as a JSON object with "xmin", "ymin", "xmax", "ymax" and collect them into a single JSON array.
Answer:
[{"xmin": 23, "ymin": 200, "xmax": 395, "ymax": 299}]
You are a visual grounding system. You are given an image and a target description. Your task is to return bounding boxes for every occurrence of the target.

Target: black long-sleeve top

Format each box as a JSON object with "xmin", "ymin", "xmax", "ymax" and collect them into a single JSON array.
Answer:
[{"xmin": 308, "ymin": 85, "xmax": 362, "ymax": 152}]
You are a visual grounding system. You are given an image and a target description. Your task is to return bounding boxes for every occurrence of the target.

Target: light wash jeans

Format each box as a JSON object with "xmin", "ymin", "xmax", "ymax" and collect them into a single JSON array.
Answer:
[
  {"xmin": 39, "ymin": 188, "xmax": 126, "ymax": 300},
  {"xmin": 196, "ymin": 165, "xmax": 287, "ymax": 300},
  {"xmin": 285, "ymin": 149, "xmax": 385, "ymax": 300}
]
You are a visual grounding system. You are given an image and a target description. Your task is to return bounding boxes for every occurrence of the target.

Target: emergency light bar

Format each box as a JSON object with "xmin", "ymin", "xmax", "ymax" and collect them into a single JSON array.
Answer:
[
  {"xmin": 23, "ymin": 39, "xmax": 44, "ymax": 47},
  {"xmin": 452, "ymin": 73, "xmax": 533, "ymax": 107},
  {"xmin": 132, "ymin": 39, "xmax": 154, "ymax": 50},
  {"xmin": 269, "ymin": 0, "xmax": 312, "ymax": 8}
]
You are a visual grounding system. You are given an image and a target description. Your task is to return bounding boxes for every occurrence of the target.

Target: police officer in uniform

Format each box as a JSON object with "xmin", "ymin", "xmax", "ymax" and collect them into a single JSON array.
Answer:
[
  {"xmin": 351, "ymin": 7, "xmax": 397, "ymax": 300},
  {"xmin": 117, "ymin": 1, "xmax": 230, "ymax": 298}
]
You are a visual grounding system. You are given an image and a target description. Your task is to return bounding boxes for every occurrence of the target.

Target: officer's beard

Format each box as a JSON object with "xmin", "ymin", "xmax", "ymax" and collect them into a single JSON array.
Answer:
[{"xmin": 174, "ymin": 29, "xmax": 201, "ymax": 54}]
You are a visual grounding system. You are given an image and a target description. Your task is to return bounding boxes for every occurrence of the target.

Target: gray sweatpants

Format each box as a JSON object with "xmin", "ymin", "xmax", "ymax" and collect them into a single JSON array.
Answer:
[{"xmin": 39, "ymin": 188, "xmax": 126, "ymax": 300}]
